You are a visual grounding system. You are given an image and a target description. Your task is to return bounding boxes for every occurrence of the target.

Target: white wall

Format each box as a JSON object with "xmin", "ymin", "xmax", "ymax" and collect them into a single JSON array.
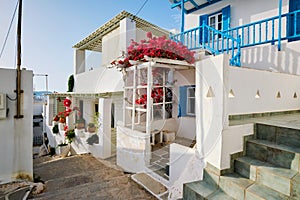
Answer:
[
  {"xmin": 185, "ymin": 0, "xmax": 300, "ymax": 75},
  {"xmin": 116, "ymin": 126, "xmax": 150, "ymax": 173},
  {"xmin": 33, "ymin": 102, "xmax": 43, "ymax": 116},
  {"xmin": 0, "ymin": 68, "xmax": 33, "ymax": 183},
  {"xmin": 169, "ymin": 143, "xmax": 204, "ymax": 199},
  {"xmin": 228, "ymin": 66, "xmax": 300, "ymax": 115},
  {"xmin": 195, "ymin": 54, "xmax": 229, "ymax": 168},
  {"xmin": 173, "ymin": 69, "xmax": 196, "ymax": 140},
  {"xmin": 196, "ymin": 54, "xmax": 300, "ymax": 170},
  {"xmin": 74, "ymin": 67, "xmax": 123, "ymax": 93},
  {"xmin": 102, "ymin": 27, "xmax": 121, "ymax": 67}
]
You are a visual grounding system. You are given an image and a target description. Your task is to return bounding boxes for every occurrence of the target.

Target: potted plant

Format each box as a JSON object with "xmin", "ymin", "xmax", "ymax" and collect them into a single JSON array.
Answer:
[
  {"xmin": 87, "ymin": 123, "xmax": 96, "ymax": 133},
  {"xmin": 52, "ymin": 124, "xmax": 59, "ymax": 134},
  {"xmin": 75, "ymin": 119, "xmax": 85, "ymax": 129},
  {"xmin": 65, "ymin": 129, "xmax": 75, "ymax": 143}
]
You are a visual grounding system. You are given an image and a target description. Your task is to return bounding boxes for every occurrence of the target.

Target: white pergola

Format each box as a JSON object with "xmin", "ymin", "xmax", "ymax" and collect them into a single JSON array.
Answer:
[{"xmin": 123, "ymin": 58, "xmax": 193, "ymax": 144}]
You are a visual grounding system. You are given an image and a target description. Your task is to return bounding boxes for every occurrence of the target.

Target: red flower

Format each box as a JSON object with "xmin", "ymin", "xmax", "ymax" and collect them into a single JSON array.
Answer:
[
  {"xmin": 64, "ymin": 126, "xmax": 68, "ymax": 131},
  {"xmin": 63, "ymin": 98, "xmax": 72, "ymax": 107}
]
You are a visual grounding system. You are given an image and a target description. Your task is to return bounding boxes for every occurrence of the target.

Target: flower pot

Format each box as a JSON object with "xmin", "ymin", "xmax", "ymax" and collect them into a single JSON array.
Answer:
[
  {"xmin": 58, "ymin": 144, "xmax": 70, "ymax": 157},
  {"xmin": 88, "ymin": 126, "xmax": 96, "ymax": 133},
  {"xmin": 75, "ymin": 122, "xmax": 85, "ymax": 129},
  {"xmin": 58, "ymin": 123, "xmax": 65, "ymax": 132},
  {"xmin": 59, "ymin": 117, "xmax": 66, "ymax": 123}
]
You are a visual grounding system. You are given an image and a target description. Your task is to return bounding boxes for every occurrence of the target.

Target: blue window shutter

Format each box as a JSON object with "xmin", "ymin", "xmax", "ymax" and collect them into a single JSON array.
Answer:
[
  {"xmin": 288, "ymin": 0, "xmax": 300, "ymax": 41},
  {"xmin": 199, "ymin": 14, "xmax": 208, "ymax": 43},
  {"xmin": 178, "ymin": 86, "xmax": 187, "ymax": 117},
  {"xmin": 222, "ymin": 5, "xmax": 231, "ymax": 31}
]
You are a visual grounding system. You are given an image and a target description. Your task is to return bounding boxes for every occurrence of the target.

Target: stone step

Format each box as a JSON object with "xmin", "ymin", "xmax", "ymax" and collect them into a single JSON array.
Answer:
[
  {"xmin": 131, "ymin": 173, "xmax": 168, "ymax": 198},
  {"xmin": 235, "ymin": 156, "xmax": 300, "ymax": 197},
  {"xmin": 245, "ymin": 183, "xmax": 289, "ymax": 200},
  {"xmin": 256, "ymin": 123, "xmax": 300, "ymax": 148},
  {"xmin": 219, "ymin": 173, "xmax": 254, "ymax": 200},
  {"xmin": 206, "ymin": 189, "xmax": 235, "ymax": 200},
  {"xmin": 183, "ymin": 180, "xmax": 218, "ymax": 200},
  {"xmin": 246, "ymin": 139, "xmax": 300, "ymax": 171}
]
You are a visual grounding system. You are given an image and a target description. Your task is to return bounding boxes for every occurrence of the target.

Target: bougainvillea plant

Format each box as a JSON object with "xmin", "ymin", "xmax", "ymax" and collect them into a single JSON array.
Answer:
[{"xmin": 111, "ymin": 32, "xmax": 195, "ymax": 69}]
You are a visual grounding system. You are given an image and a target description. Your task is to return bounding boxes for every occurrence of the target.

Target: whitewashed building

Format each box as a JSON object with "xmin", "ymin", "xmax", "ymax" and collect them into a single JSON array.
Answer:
[
  {"xmin": 45, "ymin": 11, "xmax": 169, "ymax": 159},
  {"xmin": 0, "ymin": 68, "xmax": 33, "ymax": 183},
  {"xmin": 162, "ymin": 0, "xmax": 300, "ymax": 199}
]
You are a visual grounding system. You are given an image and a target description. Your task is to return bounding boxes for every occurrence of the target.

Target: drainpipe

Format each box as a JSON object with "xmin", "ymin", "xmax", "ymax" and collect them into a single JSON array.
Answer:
[
  {"xmin": 278, "ymin": 0, "xmax": 282, "ymax": 51},
  {"xmin": 15, "ymin": 0, "xmax": 23, "ymax": 118}
]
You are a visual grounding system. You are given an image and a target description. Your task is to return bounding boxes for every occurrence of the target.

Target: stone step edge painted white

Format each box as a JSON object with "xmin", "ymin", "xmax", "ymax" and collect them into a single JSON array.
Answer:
[{"xmin": 131, "ymin": 173, "xmax": 169, "ymax": 200}]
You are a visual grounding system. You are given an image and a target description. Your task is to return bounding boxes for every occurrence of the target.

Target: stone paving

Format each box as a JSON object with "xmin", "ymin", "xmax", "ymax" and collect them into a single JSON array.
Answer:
[{"xmin": 29, "ymin": 154, "xmax": 156, "ymax": 200}]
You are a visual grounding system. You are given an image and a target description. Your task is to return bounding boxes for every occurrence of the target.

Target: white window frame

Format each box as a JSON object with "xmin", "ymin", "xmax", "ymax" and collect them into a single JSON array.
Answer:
[
  {"xmin": 208, "ymin": 12, "xmax": 223, "ymax": 31},
  {"xmin": 186, "ymin": 86, "xmax": 195, "ymax": 116},
  {"xmin": 208, "ymin": 12, "xmax": 223, "ymax": 40}
]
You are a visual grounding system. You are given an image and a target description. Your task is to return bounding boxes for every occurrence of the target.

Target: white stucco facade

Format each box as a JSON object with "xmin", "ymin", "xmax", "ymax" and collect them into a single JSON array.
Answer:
[{"xmin": 0, "ymin": 68, "xmax": 33, "ymax": 183}]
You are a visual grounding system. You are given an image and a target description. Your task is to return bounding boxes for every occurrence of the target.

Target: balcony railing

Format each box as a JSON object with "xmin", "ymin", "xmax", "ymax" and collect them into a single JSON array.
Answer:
[
  {"xmin": 170, "ymin": 24, "xmax": 241, "ymax": 66},
  {"xmin": 170, "ymin": 10, "xmax": 300, "ymax": 67},
  {"xmin": 224, "ymin": 9, "xmax": 300, "ymax": 48}
]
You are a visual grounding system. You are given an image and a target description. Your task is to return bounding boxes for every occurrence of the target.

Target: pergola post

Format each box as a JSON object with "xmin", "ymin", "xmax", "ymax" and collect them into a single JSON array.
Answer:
[{"xmin": 146, "ymin": 62, "xmax": 153, "ymax": 136}]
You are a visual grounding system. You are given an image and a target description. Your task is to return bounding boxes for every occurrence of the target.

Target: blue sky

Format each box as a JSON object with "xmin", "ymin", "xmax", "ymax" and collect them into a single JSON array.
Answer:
[{"xmin": 0, "ymin": 0, "xmax": 181, "ymax": 92}]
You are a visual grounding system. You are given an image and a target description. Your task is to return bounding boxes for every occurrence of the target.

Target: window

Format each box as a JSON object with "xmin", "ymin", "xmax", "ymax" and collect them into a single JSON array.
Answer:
[
  {"xmin": 209, "ymin": 13, "xmax": 223, "ymax": 39},
  {"xmin": 209, "ymin": 13, "xmax": 223, "ymax": 31},
  {"xmin": 178, "ymin": 85, "xmax": 195, "ymax": 117},
  {"xmin": 187, "ymin": 87, "xmax": 195, "ymax": 115},
  {"xmin": 199, "ymin": 5, "xmax": 231, "ymax": 43}
]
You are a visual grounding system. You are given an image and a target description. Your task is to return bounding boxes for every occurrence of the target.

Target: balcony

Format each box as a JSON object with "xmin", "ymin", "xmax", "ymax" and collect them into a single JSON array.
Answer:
[{"xmin": 170, "ymin": 9, "xmax": 300, "ymax": 67}]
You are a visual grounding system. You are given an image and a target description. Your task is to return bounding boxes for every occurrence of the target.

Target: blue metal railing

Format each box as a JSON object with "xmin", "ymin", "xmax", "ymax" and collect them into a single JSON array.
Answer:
[
  {"xmin": 224, "ymin": 10, "xmax": 300, "ymax": 48},
  {"xmin": 170, "ymin": 24, "xmax": 241, "ymax": 66},
  {"xmin": 170, "ymin": 10, "xmax": 300, "ymax": 67}
]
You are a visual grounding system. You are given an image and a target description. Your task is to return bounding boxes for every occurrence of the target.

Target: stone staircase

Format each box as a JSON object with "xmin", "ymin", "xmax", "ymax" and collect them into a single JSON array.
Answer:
[{"xmin": 183, "ymin": 123, "xmax": 300, "ymax": 199}]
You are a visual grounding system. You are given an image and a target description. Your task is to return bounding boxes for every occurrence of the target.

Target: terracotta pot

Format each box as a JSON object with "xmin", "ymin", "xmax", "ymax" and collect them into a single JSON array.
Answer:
[
  {"xmin": 88, "ymin": 126, "xmax": 96, "ymax": 133},
  {"xmin": 59, "ymin": 117, "xmax": 66, "ymax": 123}
]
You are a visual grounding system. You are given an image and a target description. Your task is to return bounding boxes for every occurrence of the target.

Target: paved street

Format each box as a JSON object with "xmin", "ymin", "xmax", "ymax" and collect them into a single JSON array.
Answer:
[{"xmin": 29, "ymin": 154, "xmax": 156, "ymax": 200}]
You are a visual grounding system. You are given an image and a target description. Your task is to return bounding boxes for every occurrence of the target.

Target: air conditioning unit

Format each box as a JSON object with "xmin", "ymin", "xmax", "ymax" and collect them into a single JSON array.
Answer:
[{"xmin": 0, "ymin": 93, "xmax": 6, "ymax": 119}]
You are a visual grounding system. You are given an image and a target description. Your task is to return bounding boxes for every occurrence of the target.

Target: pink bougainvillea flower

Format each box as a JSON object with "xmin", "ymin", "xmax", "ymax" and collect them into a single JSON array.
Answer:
[{"xmin": 146, "ymin": 32, "xmax": 152, "ymax": 39}]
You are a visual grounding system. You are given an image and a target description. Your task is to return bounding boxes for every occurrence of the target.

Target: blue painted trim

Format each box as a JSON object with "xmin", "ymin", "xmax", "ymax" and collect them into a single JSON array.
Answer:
[
  {"xmin": 278, "ymin": 0, "xmax": 282, "ymax": 51},
  {"xmin": 171, "ymin": 0, "xmax": 223, "ymax": 14},
  {"xmin": 186, "ymin": 0, "xmax": 223, "ymax": 14},
  {"xmin": 181, "ymin": 0, "xmax": 185, "ymax": 33}
]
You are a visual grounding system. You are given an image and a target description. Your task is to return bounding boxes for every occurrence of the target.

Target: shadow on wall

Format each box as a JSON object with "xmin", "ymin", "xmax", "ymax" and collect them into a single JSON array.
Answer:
[{"xmin": 241, "ymin": 42, "xmax": 300, "ymax": 75}]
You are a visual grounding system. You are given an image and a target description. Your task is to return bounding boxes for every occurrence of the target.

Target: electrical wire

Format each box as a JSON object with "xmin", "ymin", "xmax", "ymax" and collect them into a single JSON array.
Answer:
[
  {"xmin": 135, "ymin": 0, "xmax": 149, "ymax": 17},
  {"xmin": 131, "ymin": 0, "xmax": 149, "ymax": 21},
  {"xmin": 6, "ymin": 94, "xmax": 17, "ymax": 101},
  {"xmin": 0, "ymin": 1, "xmax": 19, "ymax": 60}
]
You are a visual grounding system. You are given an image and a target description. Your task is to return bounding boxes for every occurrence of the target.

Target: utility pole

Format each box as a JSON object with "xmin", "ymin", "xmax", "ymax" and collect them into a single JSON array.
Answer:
[{"xmin": 15, "ymin": 0, "xmax": 23, "ymax": 118}]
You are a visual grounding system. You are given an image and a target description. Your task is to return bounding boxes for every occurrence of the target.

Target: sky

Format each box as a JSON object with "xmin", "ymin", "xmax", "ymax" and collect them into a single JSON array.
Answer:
[{"xmin": 0, "ymin": 0, "xmax": 181, "ymax": 92}]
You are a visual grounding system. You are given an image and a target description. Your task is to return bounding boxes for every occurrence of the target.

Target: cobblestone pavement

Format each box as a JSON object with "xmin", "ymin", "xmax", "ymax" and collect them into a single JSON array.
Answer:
[{"xmin": 29, "ymin": 154, "xmax": 156, "ymax": 200}]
